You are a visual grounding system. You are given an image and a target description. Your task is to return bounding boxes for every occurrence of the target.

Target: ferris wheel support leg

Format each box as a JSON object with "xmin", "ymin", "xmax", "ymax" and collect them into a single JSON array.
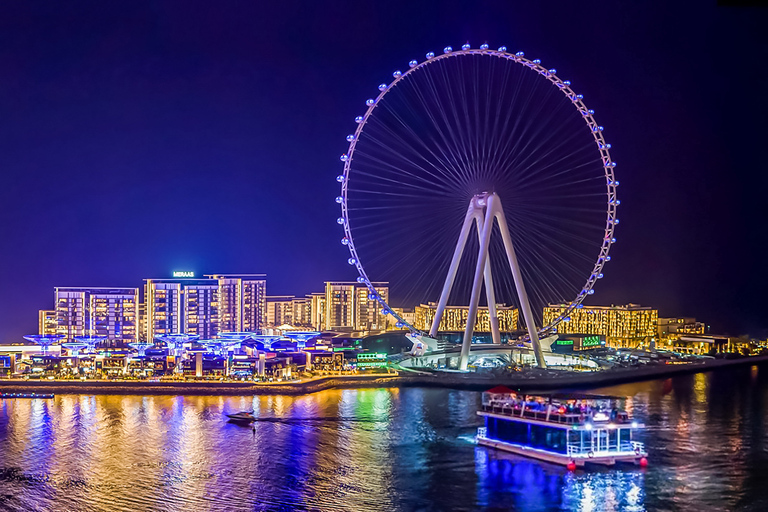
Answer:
[
  {"xmin": 493, "ymin": 204, "xmax": 547, "ymax": 369},
  {"xmin": 481, "ymin": 236, "xmax": 502, "ymax": 345},
  {"xmin": 459, "ymin": 199, "xmax": 496, "ymax": 371},
  {"xmin": 429, "ymin": 203, "xmax": 478, "ymax": 338},
  {"xmin": 473, "ymin": 215, "xmax": 501, "ymax": 345}
]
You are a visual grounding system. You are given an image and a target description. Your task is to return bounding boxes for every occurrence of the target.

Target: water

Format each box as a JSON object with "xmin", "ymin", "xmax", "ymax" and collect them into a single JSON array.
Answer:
[{"xmin": 1, "ymin": 365, "xmax": 767, "ymax": 511}]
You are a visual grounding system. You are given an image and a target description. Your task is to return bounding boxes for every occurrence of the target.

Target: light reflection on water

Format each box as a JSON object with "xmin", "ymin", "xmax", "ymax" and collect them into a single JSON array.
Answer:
[{"xmin": 0, "ymin": 365, "xmax": 767, "ymax": 511}]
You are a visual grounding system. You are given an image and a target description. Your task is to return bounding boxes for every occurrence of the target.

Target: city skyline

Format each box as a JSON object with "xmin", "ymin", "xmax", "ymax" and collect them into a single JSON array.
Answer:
[{"xmin": 1, "ymin": 2, "xmax": 766, "ymax": 343}]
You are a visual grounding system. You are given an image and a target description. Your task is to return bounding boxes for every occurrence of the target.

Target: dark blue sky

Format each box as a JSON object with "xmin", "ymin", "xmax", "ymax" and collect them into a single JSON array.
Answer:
[{"xmin": 0, "ymin": 1, "xmax": 766, "ymax": 341}]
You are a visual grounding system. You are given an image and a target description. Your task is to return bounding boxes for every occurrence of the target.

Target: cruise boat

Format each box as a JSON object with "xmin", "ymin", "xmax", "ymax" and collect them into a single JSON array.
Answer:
[{"xmin": 476, "ymin": 386, "xmax": 647, "ymax": 469}]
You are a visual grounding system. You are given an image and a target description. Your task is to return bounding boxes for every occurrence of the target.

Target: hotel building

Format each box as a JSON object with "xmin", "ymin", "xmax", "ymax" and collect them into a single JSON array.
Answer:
[
  {"xmin": 543, "ymin": 303, "xmax": 658, "ymax": 348},
  {"xmin": 206, "ymin": 274, "xmax": 266, "ymax": 333},
  {"xmin": 265, "ymin": 296, "xmax": 296, "ymax": 328},
  {"xmin": 323, "ymin": 281, "xmax": 389, "ymax": 332},
  {"xmin": 144, "ymin": 278, "xmax": 218, "ymax": 342},
  {"xmin": 52, "ymin": 287, "xmax": 139, "ymax": 347},
  {"xmin": 413, "ymin": 303, "xmax": 519, "ymax": 332},
  {"xmin": 309, "ymin": 292, "xmax": 325, "ymax": 331},
  {"xmin": 38, "ymin": 310, "xmax": 56, "ymax": 336}
]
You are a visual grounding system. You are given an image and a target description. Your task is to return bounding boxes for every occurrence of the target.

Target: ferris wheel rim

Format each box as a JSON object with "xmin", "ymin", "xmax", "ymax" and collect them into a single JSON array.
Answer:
[{"xmin": 336, "ymin": 44, "xmax": 619, "ymax": 337}]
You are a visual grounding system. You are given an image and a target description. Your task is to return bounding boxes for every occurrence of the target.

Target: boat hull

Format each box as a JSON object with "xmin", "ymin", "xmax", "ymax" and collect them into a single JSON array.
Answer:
[{"xmin": 477, "ymin": 435, "xmax": 647, "ymax": 467}]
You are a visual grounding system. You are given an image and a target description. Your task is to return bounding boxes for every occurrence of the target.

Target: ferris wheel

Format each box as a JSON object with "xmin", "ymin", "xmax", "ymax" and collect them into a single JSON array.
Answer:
[{"xmin": 336, "ymin": 44, "xmax": 619, "ymax": 369}]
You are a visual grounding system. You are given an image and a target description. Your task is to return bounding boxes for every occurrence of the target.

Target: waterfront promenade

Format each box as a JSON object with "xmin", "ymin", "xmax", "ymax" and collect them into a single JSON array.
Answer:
[{"xmin": 2, "ymin": 354, "xmax": 768, "ymax": 396}]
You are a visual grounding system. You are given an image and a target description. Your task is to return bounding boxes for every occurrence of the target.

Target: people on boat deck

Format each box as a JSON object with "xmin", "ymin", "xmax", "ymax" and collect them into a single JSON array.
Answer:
[{"xmin": 485, "ymin": 393, "xmax": 630, "ymax": 423}]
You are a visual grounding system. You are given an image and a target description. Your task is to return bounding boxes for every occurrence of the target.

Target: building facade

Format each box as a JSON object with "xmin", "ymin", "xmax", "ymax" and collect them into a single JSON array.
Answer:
[
  {"xmin": 38, "ymin": 310, "xmax": 56, "ymax": 335},
  {"xmin": 323, "ymin": 281, "xmax": 389, "ymax": 332},
  {"xmin": 53, "ymin": 287, "xmax": 139, "ymax": 347},
  {"xmin": 266, "ymin": 296, "xmax": 296, "ymax": 328},
  {"xmin": 413, "ymin": 303, "xmax": 519, "ymax": 332},
  {"xmin": 543, "ymin": 303, "xmax": 659, "ymax": 348},
  {"xmin": 206, "ymin": 274, "xmax": 266, "ymax": 333}
]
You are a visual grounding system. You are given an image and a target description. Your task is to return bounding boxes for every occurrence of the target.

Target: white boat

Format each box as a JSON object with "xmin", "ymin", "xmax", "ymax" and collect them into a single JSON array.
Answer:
[
  {"xmin": 226, "ymin": 411, "xmax": 257, "ymax": 423},
  {"xmin": 476, "ymin": 386, "xmax": 648, "ymax": 469}
]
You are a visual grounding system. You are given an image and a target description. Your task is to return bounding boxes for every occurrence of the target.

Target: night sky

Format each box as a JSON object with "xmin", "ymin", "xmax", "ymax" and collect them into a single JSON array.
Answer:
[{"xmin": 1, "ymin": 1, "xmax": 766, "ymax": 342}]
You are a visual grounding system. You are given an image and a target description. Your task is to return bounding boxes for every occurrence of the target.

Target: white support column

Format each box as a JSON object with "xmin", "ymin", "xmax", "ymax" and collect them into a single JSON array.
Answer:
[
  {"xmin": 459, "ymin": 196, "xmax": 496, "ymax": 371},
  {"xmin": 493, "ymin": 205, "xmax": 547, "ymax": 368},
  {"xmin": 484, "ymin": 258, "xmax": 501, "ymax": 345},
  {"xmin": 429, "ymin": 203, "xmax": 478, "ymax": 338},
  {"xmin": 474, "ymin": 214, "xmax": 501, "ymax": 346}
]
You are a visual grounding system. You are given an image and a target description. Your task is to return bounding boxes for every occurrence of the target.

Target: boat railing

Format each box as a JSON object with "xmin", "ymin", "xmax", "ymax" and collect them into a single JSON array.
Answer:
[{"xmin": 481, "ymin": 401, "xmax": 584, "ymax": 424}]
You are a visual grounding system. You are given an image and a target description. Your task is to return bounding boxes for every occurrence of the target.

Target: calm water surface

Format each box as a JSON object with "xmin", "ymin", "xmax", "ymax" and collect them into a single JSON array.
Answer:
[{"xmin": 2, "ymin": 365, "xmax": 768, "ymax": 511}]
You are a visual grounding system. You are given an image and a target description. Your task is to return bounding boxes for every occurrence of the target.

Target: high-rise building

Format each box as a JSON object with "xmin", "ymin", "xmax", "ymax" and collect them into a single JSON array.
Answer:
[
  {"xmin": 323, "ymin": 281, "xmax": 389, "ymax": 332},
  {"xmin": 355, "ymin": 283, "xmax": 389, "ymax": 331},
  {"xmin": 543, "ymin": 303, "xmax": 658, "ymax": 348},
  {"xmin": 413, "ymin": 303, "xmax": 518, "ymax": 332},
  {"xmin": 53, "ymin": 287, "xmax": 139, "ymax": 347},
  {"xmin": 144, "ymin": 278, "xmax": 218, "ymax": 342},
  {"xmin": 182, "ymin": 281, "xmax": 219, "ymax": 338},
  {"xmin": 291, "ymin": 297, "xmax": 312, "ymax": 327},
  {"xmin": 38, "ymin": 310, "xmax": 56, "ymax": 335},
  {"xmin": 309, "ymin": 292, "xmax": 325, "ymax": 331},
  {"xmin": 206, "ymin": 274, "xmax": 266, "ymax": 333},
  {"xmin": 266, "ymin": 296, "xmax": 295, "ymax": 328}
]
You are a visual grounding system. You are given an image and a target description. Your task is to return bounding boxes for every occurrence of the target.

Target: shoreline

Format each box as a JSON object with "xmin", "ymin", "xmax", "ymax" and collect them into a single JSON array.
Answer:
[{"xmin": 2, "ymin": 355, "xmax": 768, "ymax": 396}]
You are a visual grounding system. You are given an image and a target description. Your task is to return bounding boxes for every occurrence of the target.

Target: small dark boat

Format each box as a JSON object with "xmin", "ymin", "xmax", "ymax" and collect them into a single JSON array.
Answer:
[
  {"xmin": 1, "ymin": 393, "xmax": 55, "ymax": 399},
  {"xmin": 226, "ymin": 411, "xmax": 257, "ymax": 423}
]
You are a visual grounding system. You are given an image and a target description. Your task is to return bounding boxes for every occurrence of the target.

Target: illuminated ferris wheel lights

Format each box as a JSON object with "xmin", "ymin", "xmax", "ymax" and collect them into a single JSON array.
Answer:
[
  {"xmin": 563, "ymin": 80, "xmax": 571, "ymax": 85},
  {"xmin": 357, "ymin": 276, "xmax": 366, "ymax": 283},
  {"xmin": 335, "ymin": 196, "xmax": 344, "ymax": 203},
  {"xmin": 462, "ymin": 43, "xmax": 471, "ymax": 50},
  {"xmin": 368, "ymin": 293, "xmax": 377, "ymax": 300},
  {"xmin": 346, "ymin": 134, "xmax": 355, "ymax": 142},
  {"xmin": 588, "ymin": 289, "xmax": 595, "ymax": 295},
  {"xmin": 548, "ymin": 68, "xmax": 557, "ymax": 74},
  {"xmin": 366, "ymin": 99, "xmax": 375, "ymax": 106},
  {"xmin": 533, "ymin": 59, "xmax": 541, "ymax": 64},
  {"xmin": 443, "ymin": 46, "xmax": 452, "ymax": 53},
  {"xmin": 611, "ymin": 237, "xmax": 617, "ymax": 243},
  {"xmin": 498, "ymin": 46, "xmax": 507, "ymax": 52},
  {"xmin": 426, "ymin": 52, "xmax": 435, "ymax": 59},
  {"xmin": 480, "ymin": 44, "xmax": 489, "ymax": 50},
  {"xmin": 409, "ymin": 60, "xmax": 418, "ymax": 67},
  {"xmin": 598, "ymin": 273, "xmax": 604, "ymax": 278},
  {"xmin": 515, "ymin": 51, "xmax": 524, "ymax": 56},
  {"xmin": 336, "ymin": 175, "xmax": 345, "ymax": 183},
  {"xmin": 588, "ymin": 109, "xmax": 595, "ymax": 114},
  {"xmin": 606, "ymin": 256, "xmax": 612, "ymax": 261},
  {"xmin": 576, "ymin": 94, "xmax": 584, "ymax": 99},
  {"xmin": 341, "ymin": 237, "xmax": 349, "ymax": 245},
  {"xmin": 378, "ymin": 83, "xmax": 388, "ymax": 91},
  {"xmin": 337, "ymin": 217, "xmax": 345, "ymax": 224},
  {"xmin": 340, "ymin": 154, "xmax": 349, "ymax": 162},
  {"xmin": 348, "ymin": 258, "xmax": 357, "ymax": 265},
  {"xmin": 355, "ymin": 116, "xmax": 363, "ymax": 123},
  {"xmin": 393, "ymin": 70, "xmax": 402, "ymax": 78},
  {"xmin": 613, "ymin": 219, "xmax": 620, "ymax": 224}
]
